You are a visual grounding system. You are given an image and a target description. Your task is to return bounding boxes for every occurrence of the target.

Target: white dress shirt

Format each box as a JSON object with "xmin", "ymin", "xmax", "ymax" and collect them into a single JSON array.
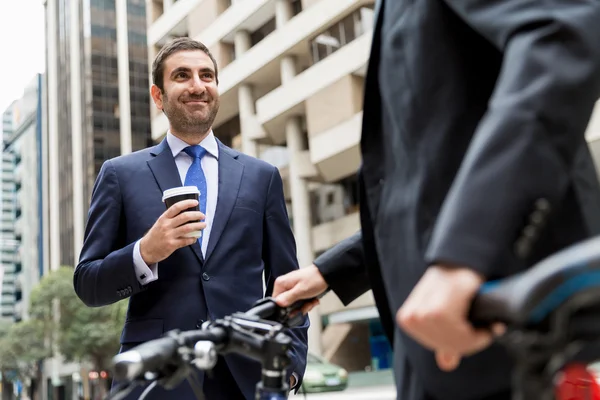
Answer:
[{"xmin": 133, "ymin": 131, "xmax": 220, "ymax": 284}]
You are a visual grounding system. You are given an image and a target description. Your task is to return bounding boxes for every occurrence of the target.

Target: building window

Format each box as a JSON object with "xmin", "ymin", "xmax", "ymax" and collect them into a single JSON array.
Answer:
[
  {"xmin": 291, "ymin": 0, "xmax": 302, "ymax": 16},
  {"xmin": 310, "ymin": 174, "xmax": 359, "ymax": 225},
  {"xmin": 251, "ymin": 17, "xmax": 276, "ymax": 46},
  {"xmin": 309, "ymin": 6, "xmax": 374, "ymax": 64},
  {"xmin": 327, "ymin": 192, "xmax": 335, "ymax": 205},
  {"xmin": 229, "ymin": 44, "xmax": 237, "ymax": 63}
]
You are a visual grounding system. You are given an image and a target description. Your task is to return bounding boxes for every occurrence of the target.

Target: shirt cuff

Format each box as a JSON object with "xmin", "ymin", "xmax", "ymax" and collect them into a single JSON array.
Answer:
[
  {"xmin": 291, "ymin": 372, "xmax": 299, "ymax": 390},
  {"xmin": 133, "ymin": 240, "xmax": 158, "ymax": 285}
]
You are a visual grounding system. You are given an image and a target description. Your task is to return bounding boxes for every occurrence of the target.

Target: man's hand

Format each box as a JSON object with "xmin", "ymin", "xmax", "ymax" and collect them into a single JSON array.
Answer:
[
  {"xmin": 273, "ymin": 265, "xmax": 328, "ymax": 314},
  {"xmin": 396, "ymin": 266, "xmax": 502, "ymax": 371},
  {"xmin": 140, "ymin": 199, "xmax": 207, "ymax": 264}
]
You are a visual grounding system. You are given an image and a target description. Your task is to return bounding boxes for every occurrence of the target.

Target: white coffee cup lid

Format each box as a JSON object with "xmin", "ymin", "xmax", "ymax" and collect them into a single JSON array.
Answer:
[{"xmin": 162, "ymin": 186, "xmax": 200, "ymax": 202}]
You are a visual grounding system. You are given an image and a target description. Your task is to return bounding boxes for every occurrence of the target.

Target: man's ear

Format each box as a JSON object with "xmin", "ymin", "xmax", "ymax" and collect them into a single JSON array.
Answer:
[{"xmin": 150, "ymin": 84, "xmax": 163, "ymax": 111}]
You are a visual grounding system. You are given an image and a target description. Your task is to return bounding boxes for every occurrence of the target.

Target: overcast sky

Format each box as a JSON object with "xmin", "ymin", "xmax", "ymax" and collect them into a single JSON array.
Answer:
[{"xmin": 0, "ymin": 0, "xmax": 46, "ymax": 132}]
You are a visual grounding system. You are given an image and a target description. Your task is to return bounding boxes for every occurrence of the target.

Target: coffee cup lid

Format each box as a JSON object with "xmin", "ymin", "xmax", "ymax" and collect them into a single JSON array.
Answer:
[{"xmin": 162, "ymin": 186, "xmax": 200, "ymax": 202}]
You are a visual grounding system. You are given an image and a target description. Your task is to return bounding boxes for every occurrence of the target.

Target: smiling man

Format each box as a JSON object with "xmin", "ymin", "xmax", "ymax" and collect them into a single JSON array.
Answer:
[{"xmin": 74, "ymin": 37, "xmax": 309, "ymax": 400}]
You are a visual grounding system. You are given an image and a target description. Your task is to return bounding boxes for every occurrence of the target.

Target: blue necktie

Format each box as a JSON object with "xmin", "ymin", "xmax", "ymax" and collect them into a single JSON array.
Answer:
[{"xmin": 183, "ymin": 145, "xmax": 208, "ymax": 246}]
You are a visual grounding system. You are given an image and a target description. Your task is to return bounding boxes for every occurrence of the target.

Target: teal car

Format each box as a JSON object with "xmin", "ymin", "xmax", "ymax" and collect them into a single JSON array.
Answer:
[{"xmin": 299, "ymin": 353, "xmax": 348, "ymax": 393}]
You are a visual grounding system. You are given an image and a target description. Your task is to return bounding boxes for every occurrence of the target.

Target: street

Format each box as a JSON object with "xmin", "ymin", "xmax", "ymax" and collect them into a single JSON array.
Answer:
[{"xmin": 291, "ymin": 385, "xmax": 397, "ymax": 400}]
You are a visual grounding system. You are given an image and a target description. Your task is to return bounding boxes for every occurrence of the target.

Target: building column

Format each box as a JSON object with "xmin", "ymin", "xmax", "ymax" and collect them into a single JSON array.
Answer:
[
  {"xmin": 285, "ymin": 116, "xmax": 314, "ymax": 269},
  {"xmin": 234, "ymin": 29, "xmax": 252, "ymax": 59},
  {"xmin": 275, "ymin": 0, "xmax": 294, "ymax": 29},
  {"xmin": 45, "ymin": 1, "xmax": 62, "ymax": 396},
  {"xmin": 46, "ymin": 0, "xmax": 60, "ymax": 274},
  {"xmin": 163, "ymin": 0, "xmax": 173, "ymax": 12},
  {"xmin": 235, "ymin": 30, "xmax": 259, "ymax": 157},
  {"xmin": 70, "ymin": 0, "xmax": 84, "ymax": 265},
  {"xmin": 286, "ymin": 113, "xmax": 323, "ymax": 356},
  {"xmin": 280, "ymin": 57, "xmax": 297, "ymax": 86},
  {"xmin": 41, "ymin": 75, "xmax": 50, "ymax": 279},
  {"xmin": 238, "ymin": 85, "xmax": 260, "ymax": 157},
  {"xmin": 281, "ymin": 54, "xmax": 323, "ymax": 355},
  {"xmin": 116, "ymin": 0, "xmax": 133, "ymax": 155}
]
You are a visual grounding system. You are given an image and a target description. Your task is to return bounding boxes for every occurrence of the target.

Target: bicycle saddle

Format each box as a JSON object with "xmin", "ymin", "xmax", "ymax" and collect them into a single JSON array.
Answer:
[{"xmin": 470, "ymin": 235, "xmax": 600, "ymax": 328}]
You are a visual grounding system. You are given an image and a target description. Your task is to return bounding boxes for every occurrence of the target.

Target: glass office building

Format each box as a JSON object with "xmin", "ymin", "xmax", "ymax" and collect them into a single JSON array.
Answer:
[{"xmin": 45, "ymin": 0, "xmax": 152, "ymax": 268}]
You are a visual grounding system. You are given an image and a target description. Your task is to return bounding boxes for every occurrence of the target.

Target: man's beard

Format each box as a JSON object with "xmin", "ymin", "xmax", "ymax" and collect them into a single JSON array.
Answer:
[{"xmin": 162, "ymin": 91, "xmax": 220, "ymax": 136}]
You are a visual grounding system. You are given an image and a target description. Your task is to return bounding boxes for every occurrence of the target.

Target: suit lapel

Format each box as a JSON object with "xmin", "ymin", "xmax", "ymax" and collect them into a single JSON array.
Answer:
[
  {"xmin": 360, "ymin": 0, "xmax": 385, "ymax": 185},
  {"xmin": 147, "ymin": 138, "xmax": 205, "ymax": 264},
  {"xmin": 147, "ymin": 139, "xmax": 181, "ymax": 191},
  {"xmin": 204, "ymin": 141, "xmax": 244, "ymax": 263}
]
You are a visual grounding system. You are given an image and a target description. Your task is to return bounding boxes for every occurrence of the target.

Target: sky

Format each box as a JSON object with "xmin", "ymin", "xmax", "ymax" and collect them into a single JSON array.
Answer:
[{"xmin": 0, "ymin": 0, "xmax": 46, "ymax": 123}]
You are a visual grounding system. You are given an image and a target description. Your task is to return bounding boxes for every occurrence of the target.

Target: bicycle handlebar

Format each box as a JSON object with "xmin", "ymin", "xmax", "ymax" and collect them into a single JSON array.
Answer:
[
  {"xmin": 470, "ymin": 235, "xmax": 600, "ymax": 328},
  {"xmin": 108, "ymin": 295, "xmax": 319, "ymax": 400},
  {"xmin": 112, "ymin": 327, "xmax": 228, "ymax": 382}
]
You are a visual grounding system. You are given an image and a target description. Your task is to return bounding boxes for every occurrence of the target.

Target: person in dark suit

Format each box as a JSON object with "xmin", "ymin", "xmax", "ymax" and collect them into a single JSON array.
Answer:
[
  {"xmin": 273, "ymin": 0, "xmax": 600, "ymax": 399},
  {"xmin": 74, "ymin": 37, "xmax": 308, "ymax": 400}
]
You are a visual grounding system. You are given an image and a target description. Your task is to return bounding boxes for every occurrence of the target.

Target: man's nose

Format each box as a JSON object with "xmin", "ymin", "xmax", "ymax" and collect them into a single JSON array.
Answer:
[{"xmin": 189, "ymin": 75, "xmax": 205, "ymax": 94}]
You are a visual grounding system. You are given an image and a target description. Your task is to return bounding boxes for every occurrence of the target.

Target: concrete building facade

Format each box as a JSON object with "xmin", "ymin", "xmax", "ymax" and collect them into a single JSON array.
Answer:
[
  {"xmin": 2, "ymin": 74, "xmax": 45, "ymax": 324},
  {"xmin": 145, "ymin": 0, "xmax": 389, "ymax": 373},
  {"xmin": 0, "ymin": 146, "xmax": 17, "ymax": 322}
]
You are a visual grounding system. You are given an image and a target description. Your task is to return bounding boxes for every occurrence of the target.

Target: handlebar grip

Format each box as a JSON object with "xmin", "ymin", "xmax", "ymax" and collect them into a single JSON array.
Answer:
[
  {"xmin": 469, "ymin": 280, "xmax": 515, "ymax": 328},
  {"xmin": 178, "ymin": 327, "xmax": 228, "ymax": 348},
  {"xmin": 113, "ymin": 336, "xmax": 179, "ymax": 382},
  {"xmin": 245, "ymin": 292, "xmax": 329, "ymax": 327},
  {"xmin": 287, "ymin": 291, "xmax": 327, "ymax": 312},
  {"xmin": 245, "ymin": 301, "xmax": 277, "ymax": 319},
  {"xmin": 112, "ymin": 327, "xmax": 228, "ymax": 383}
]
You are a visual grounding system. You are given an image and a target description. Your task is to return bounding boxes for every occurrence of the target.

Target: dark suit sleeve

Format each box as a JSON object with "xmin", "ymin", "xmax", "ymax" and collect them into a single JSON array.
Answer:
[
  {"xmin": 314, "ymin": 231, "xmax": 371, "ymax": 305},
  {"xmin": 425, "ymin": 0, "xmax": 600, "ymax": 277},
  {"xmin": 262, "ymin": 166, "xmax": 309, "ymax": 390},
  {"xmin": 74, "ymin": 160, "xmax": 144, "ymax": 307}
]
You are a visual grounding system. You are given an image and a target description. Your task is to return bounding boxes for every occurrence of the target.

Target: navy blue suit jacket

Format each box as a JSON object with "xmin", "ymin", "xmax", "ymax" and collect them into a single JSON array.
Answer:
[{"xmin": 74, "ymin": 138, "xmax": 309, "ymax": 399}]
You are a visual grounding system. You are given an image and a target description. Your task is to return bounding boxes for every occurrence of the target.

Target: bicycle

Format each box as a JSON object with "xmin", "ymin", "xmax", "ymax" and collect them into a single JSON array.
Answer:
[
  {"xmin": 470, "ymin": 235, "xmax": 600, "ymax": 400},
  {"xmin": 106, "ymin": 235, "xmax": 600, "ymax": 400},
  {"xmin": 104, "ymin": 295, "xmax": 316, "ymax": 400}
]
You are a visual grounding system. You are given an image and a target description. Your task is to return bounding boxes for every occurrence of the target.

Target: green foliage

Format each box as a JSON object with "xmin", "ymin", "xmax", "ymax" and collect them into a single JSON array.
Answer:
[
  {"xmin": 5, "ymin": 266, "xmax": 127, "ymax": 373},
  {"xmin": 0, "ymin": 319, "xmax": 49, "ymax": 380}
]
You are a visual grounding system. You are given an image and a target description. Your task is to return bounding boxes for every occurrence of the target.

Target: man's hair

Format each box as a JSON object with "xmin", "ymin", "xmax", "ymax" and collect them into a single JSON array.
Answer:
[{"xmin": 152, "ymin": 37, "xmax": 219, "ymax": 92}]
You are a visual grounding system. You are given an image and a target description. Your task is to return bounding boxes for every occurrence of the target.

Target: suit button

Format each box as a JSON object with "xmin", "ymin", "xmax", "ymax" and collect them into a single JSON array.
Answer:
[
  {"xmin": 515, "ymin": 238, "xmax": 530, "ymax": 259},
  {"xmin": 202, "ymin": 273, "xmax": 210, "ymax": 281},
  {"xmin": 196, "ymin": 320, "xmax": 205, "ymax": 329},
  {"xmin": 523, "ymin": 225, "xmax": 537, "ymax": 240},
  {"xmin": 535, "ymin": 198, "xmax": 551, "ymax": 213},
  {"xmin": 529, "ymin": 210, "xmax": 545, "ymax": 226}
]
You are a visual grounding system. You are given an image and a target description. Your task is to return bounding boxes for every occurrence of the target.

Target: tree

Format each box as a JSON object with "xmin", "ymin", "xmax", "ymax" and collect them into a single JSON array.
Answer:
[
  {"xmin": 29, "ymin": 267, "xmax": 128, "ymax": 397},
  {"xmin": 0, "ymin": 319, "xmax": 49, "ymax": 400}
]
